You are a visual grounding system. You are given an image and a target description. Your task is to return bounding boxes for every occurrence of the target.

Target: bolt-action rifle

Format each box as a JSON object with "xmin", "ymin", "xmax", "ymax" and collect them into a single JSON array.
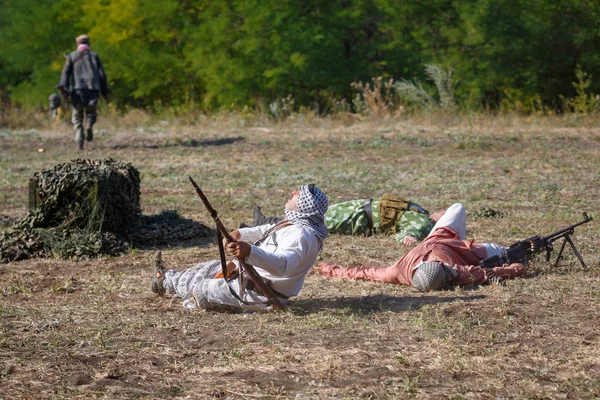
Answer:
[
  {"xmin": 188, "ymin": 176, "xmax": 284, "ymax": 311},
  {"xmin": 57, "ymin": 86, "xmax": 70, "ymax": 107},
  {"xmin": 479, "ymin": 213, "xmax": 593, "ymax": 269},
  {"xmin": 56, "ymin": 53, "xmax": 71, "ymax": 107}
]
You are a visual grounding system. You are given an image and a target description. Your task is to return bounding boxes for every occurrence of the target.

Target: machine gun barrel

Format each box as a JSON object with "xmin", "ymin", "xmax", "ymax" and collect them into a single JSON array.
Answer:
[
  {"xmin": 479, "ymin": 213, "xmax": 593, "ymax": 269},
  {"xmin": 543, "ymin": 213, "xmax": 593, "ymax": 243}
]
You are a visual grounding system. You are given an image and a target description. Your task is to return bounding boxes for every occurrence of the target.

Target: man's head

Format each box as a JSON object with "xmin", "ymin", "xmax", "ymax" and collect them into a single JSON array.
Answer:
[
  {"xmin": 285, "ymin": 185, "xmax": 327, "ymax": 213},
  {"xmin": 75, "ymin": 34, "xmax": 90, "ymax": 45},
  {"xmin": 284, "ymin": 184, "xmax": 329, "ymax": 240},
  {"xmin": 412, "ymin": 261, "xmax": 457, "ymax": 292},
  {"xmin": 285, "ymin": 189, "xmax": 300, "ymax": 211}
]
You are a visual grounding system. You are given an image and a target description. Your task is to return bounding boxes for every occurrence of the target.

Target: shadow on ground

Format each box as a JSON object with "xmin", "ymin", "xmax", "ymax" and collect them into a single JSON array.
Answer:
[
  {"xmin": 133, "ymin": 235, "xmax": 216, "ymax": 251},
  {"xmin": 112, "ymin": 136, "xmax": 244, "ymax": 150},
  {"xmin": 129, "ymin": 209, "xmax": 216, "ymax": 250},
  {"xmin": 289, "ymin": 293, "xmax": 486, "ymax": 315}
]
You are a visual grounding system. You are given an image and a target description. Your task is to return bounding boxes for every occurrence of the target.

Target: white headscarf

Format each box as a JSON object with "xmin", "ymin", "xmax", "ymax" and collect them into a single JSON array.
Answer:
[{"xmin": 284, "ymin": 184, "xmax": 328, "ymax": 242}]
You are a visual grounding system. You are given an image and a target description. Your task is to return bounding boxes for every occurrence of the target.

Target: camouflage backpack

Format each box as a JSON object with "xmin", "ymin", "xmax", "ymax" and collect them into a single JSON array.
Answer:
[{"xmin": 378, "ymin": 194, "xmax": 429, "ymax": 234}]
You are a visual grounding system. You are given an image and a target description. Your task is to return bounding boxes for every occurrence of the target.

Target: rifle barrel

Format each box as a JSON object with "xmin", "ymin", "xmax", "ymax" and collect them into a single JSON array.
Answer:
[{"xmin": 188, "ymin": 176, "xmax": 234, "ymax": 242}]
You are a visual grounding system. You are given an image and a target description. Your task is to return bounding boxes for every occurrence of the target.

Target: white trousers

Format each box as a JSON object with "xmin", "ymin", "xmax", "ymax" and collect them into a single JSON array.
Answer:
[
  {"xmin": 427, "ymin": 203, "xmax": 506, "ymax": 258},
  {"xmin": 163, "ymin": 260, "xmax": 281, "ymax": 313},
  {"xmin": 428, "ymin": 203, "xmax": 467, "ymax": 239}
]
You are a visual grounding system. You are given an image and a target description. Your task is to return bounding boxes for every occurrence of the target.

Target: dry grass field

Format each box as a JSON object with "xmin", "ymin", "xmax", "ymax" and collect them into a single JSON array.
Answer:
[{"xmin": 1, "ymin": 113, "xmax": 599, "ymax": 399}]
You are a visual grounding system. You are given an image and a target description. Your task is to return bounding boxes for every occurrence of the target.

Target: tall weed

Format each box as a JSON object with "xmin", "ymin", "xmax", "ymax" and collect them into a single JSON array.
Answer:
[
  {"xmin": 393, "ymin": 64, "xmax": 456, "ymax": 111},
  {"xmin": 269, "ymin": 95, "xmax": 295, "ymax": 121},
  {"xmin": 425, "ymin": 64, "xmax": 456, "ymax": 110},
  {"xmin": 351, "ymin": 76, "xmax": 397, "ymax": 117}
]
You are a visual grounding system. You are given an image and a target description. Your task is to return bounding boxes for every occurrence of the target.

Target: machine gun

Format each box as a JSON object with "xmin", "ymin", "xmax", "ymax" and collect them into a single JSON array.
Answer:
[{"xmin": 479, "ymin": 213, "xmax": 593, "ymax": 270}]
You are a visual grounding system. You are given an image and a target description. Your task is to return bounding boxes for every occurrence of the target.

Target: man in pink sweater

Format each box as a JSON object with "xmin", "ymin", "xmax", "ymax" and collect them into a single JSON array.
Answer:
[{"xmin": 316, "ymin": 203, "xmax": 526, "ymax": 291}]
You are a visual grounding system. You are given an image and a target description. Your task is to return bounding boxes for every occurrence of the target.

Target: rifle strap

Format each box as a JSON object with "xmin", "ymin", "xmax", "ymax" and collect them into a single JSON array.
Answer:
[
  {"xmin": 216, "ymin": 228, "xmax": 253, "ymax": 303},
  {"xmin": 254, "ymin": 220, "xmax": 293, "ymax": 246},
  {"xmin": 245, "ymin": 277, "xmax": 289, "ymax": 299},
  {"xmin": 216, "ymin": 229, "xmax": 229, "ymax": 279},
  {"xmin": 72, "ymin": 50, "xmax": 89, "ymax": 66},
  {"xmin": 212, "ymin": 256, "xmax": 276, "ymax": 307},
  {"xmin": 222, "ymin": 265, "xmax": 284, "ymax": 307}
]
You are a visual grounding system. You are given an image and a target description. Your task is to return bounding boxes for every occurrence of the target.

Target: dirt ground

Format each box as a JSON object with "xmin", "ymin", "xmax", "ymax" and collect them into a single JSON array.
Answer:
[{"xmin": 1, "ymin": 115, "xmax": 599, "ymax": 399}]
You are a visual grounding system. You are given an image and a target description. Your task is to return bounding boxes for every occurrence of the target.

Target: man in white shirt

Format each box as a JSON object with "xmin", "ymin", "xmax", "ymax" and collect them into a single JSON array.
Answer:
[{"xmin": 150, "ymin": 184, "xmax": 329, "ymax": 312}]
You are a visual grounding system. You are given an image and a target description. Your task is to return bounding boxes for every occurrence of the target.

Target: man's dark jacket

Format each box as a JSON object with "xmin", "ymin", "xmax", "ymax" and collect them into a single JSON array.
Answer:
[{"xmin": 57, "ymin": 50, "xmax": 109, "ymax": 96}]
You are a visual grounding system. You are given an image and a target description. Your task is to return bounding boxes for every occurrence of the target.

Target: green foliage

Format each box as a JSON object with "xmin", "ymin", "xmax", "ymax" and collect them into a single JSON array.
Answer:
[
  {"xmin": 561, "ymin": 65, "xmax": 599, "ymax": 114},
  {"xmin": 0, "ymin": 0, "xmax": 83, "ymax": 107},
  {"xmin": 81, "ymin": 0, "xmax": 202, "ymax": 107},
  {"xmin": 186, "ymin": 0, "xmax": 390, "ymax": 109},
  {"xmin": 1, "ymin": 0, "xmax": 600, "ymax": 111}
]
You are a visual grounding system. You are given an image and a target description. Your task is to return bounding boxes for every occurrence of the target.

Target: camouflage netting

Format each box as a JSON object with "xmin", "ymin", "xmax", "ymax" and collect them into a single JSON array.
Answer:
[
  {"xmin": 27, "ymin": 158, "xmax": 142, "ymax": 235},
  {"xmin": 1, "ymin": 159, "xmax": 213, "ymax": 263}
]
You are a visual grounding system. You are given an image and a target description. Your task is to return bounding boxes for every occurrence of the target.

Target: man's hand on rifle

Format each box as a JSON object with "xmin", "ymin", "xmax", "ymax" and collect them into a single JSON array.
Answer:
[
  {"xmin": 222, "ymin": 228, "xmax": 241, "ymax": 246},
  {"xmin": 483, "ymin": 267, "xmax": 497, "ymax": 278},
  {"xmin": 225, "ymin": 239, "xmax": 251, "ymax": 259},
  {"xmin": 57, "ymin": 86, "xmax": 70, "ymax": 104},
  {"xmin": 223, "ymin": 229, "xmax": 250, "ymax": 258}
]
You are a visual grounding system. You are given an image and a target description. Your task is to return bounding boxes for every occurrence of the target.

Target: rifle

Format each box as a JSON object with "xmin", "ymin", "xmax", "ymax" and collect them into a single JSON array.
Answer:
[
  {"xmin": 479, "ymin": 213, "xmax": 593, "ymax": 269},
  {"xmin": 188, "ymin": 176, "xmax": 284, "ymax": 311},
  {"xmin": 57, "ymin": 86, "xmax": 70, "ymax": 107},
  {"xmin": 56, "ymin": 53, "xmax": 71, "ymax": 106}
]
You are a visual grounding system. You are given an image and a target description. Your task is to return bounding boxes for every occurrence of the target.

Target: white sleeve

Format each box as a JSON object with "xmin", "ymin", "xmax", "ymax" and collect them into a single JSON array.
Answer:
[
  {"xmin": 245, "ymin": 234, "xmax": 314, "ymax": 276},
  {"xmin": 238, "ymin": 223, "xmax": 276, "ymax": 243}
]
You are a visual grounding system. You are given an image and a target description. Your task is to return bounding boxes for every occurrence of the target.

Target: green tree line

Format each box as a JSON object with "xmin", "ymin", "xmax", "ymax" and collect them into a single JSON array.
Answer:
[{"xmin": 1, "ymin": 0, "xmax": 599, "ymax": 112}]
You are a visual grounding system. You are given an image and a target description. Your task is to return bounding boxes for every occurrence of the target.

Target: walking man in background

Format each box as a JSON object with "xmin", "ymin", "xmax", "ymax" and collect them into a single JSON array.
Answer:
[{"xmin": 56, "ymin": 34, "xmax": 109, "ymax": 150}]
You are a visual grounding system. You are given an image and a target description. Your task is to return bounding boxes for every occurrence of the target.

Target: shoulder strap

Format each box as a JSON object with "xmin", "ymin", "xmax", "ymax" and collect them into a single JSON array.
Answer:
[
  {"xmin": 72, "ymin": 50, "xmax": 89, "ymax": 66},
  {"xmin": 254, "ymin": 220, "xmax": 293, "ymax": 246}
]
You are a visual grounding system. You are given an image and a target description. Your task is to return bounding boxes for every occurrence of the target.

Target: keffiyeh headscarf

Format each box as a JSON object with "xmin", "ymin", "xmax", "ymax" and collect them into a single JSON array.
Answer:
[{"xmin": 284, "ymin": 184, "xmax": 329, "ymax": 243}]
